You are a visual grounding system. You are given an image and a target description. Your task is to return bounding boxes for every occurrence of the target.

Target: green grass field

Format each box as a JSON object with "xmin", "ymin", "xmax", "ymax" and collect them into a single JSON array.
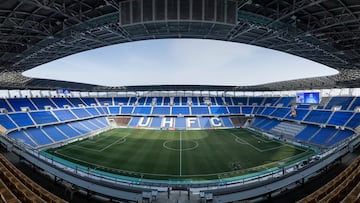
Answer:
[{"xmin": 46, "ymin": 128, "xmax": 315, "ymax": 180}]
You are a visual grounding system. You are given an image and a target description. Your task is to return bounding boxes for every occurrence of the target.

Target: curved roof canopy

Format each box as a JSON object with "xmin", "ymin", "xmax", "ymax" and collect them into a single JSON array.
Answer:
[{"xmin": 1, "ymin": 0, "xmax": 360, "ymax": 91}]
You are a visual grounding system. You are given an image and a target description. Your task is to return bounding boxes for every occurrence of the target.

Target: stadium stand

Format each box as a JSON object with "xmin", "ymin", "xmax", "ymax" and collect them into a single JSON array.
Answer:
[
  {"xmin": 325, "ymin": 96, "xmax": 354, "ymax": 110},
  {"xmin": 172, "ymin": 107, "xmax": 190, "ymax": 115},
  {"xmin": 152, "ymin": 106, "xmax": 171, "ymax": 115},
  {"xmin": 0, "ymin": 99, "xmax": 14, "ymax": 112},
  {"xmin": 7, "ymin": 98, "xmax": 37, "ymax": 111},
  {"xmin": 9, "ymin": 113, "xmax": 35, "ymax": 127},
  {"xmin": 0, "ymin": 114, "xmax": 17, "ymax": 131},
  {"xmin": 52, "ymin": 109, "xmax": 77, "ymax": 121},
  {"xmin": 297, "ymin": 156, "xmax": 360, "ymax": 203},
  {"xmin": 51, "ymin": 98, "xmax": 74, "ymax": 108},
  {"xmin": 31, "ymin": 98, "xmax": 57, "ymax": 109},
  {"xmin": 0, "ymin": 153, "xmax": 67, "ymax": 203},
  {"xmin": 29, "ymin": 111, "xmax": 58, "ymax": 125},
  {"xmin": 304, "ymin": 110, "xmax": 332, "ymax": 123}
]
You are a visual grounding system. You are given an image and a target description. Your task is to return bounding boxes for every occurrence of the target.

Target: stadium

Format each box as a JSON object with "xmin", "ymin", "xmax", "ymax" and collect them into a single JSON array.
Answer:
[{"xmin": 0, "ymin": 0, "xmax": 360, "ymax": 202}]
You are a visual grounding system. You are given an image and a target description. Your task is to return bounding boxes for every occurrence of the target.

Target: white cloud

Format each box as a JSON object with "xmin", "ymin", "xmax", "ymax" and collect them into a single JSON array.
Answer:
[{"xmin": 22, "ymin": 39, "xmax": 338, "ymax": 86}]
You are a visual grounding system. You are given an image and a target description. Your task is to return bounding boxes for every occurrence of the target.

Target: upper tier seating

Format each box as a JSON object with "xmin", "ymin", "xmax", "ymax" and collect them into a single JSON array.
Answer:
[
  {"xmin": 7, "ymin": 98, "xmax": 37, "ymax": 111},
  {"xmin": 97, "ymin": 97, "xmax": 113, "ymax": 106},
  {"xmin": 113, "ymin": 97, "xmax": 130, "ymax": 105},
  {"xmin": 0, "ymin": 114, "xmax": 17, "ymax": 130},
  {"xmin": 9, "ymin": 113, "xmax": 34, "ymax": 127},
  {"xmin": 304, "ymin": 110, "xmax": 332, "ymax": 123},
  {"xmin": 51, "ymin": 97, "xmax": 74, "ymax": 108},
  {"xmin": 349, "ymin": 97, "xmax": 360, "ymax": 110},
  {"xmin": 327, "ymin": 111, "xmax": 354, "ymax": 126},
  {"xmin": 29, "ymin": 111, "xmax": 58, "ymax": 125},
  {"xmin": 67, "ymin": 98, "xmax": 86, "ymax": 107},
  {"xmin": 325, "ymin": 96, "xmax": 354, "ymax": 110},
  {"xmin": 0, "ymin": 98, "xmax": 13, "ymax": 112},
  {"xmin": 152, "ymin": 107, "xmax": 171, "ymax": 115},
  {"xmin": 191, "ymin": 107, "xmax": 210, "ymax": 115},
  {"xmin": 31, "ymin": 98, "xmax": 57, "ymax": 109},
  {"xmin": 172, "ymin": 107, "xmax": 190, "ymax": 115}
]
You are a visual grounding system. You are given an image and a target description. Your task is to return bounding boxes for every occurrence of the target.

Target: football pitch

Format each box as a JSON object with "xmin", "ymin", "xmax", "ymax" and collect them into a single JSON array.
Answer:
[{"xmin": 46, "ymin": 128, "xmax": 315, "ymax": 180}]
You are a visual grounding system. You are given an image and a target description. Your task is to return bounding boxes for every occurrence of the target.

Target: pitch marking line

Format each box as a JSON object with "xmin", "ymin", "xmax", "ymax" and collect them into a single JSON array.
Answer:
[
  {"xmin": 61, "ymin": 134, "xmax": 129, "ymax": 152},
  {"xmin": 231, "ymin": 133, "xmax": 284, "ymax": 152},
  {"xmin": 180, "ymin": 131, "xmax": 182, "ymax": 176}
]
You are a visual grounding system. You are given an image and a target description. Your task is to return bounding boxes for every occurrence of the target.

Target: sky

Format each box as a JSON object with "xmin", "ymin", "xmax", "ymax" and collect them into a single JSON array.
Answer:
[{"xmin": 23, "ymin": 39, "xmax": 338, "ymax": 87}]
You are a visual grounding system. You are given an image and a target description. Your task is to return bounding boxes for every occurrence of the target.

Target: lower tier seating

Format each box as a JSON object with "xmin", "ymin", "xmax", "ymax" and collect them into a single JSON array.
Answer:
[{"xmin": 7, "ymin": 117, "xmax": 109, "ymax": 148}]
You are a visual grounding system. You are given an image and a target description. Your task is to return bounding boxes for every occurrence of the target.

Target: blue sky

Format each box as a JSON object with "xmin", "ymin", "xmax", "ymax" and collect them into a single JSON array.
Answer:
[{"xmin": 23, "ymin": 39, "xmax": 338, "ymax": 86}]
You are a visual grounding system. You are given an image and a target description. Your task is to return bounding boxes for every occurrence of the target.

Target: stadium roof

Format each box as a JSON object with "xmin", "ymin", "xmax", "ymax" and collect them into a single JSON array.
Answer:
[{"xmin": 1, "ymin": 0, "xmax": 360, "ymax": 92}]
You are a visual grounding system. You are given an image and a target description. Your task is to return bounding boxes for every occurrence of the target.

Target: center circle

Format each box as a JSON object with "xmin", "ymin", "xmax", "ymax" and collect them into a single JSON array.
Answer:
[{"xmin": 163, "ymin": 140, "xmax": 199, "ymax": 151}]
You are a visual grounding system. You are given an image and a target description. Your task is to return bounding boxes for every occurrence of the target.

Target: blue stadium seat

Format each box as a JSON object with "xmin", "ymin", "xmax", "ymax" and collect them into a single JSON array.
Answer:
[
  {"xmin": 109, "ymin": 106, "xmax": 120, "ymax": 115},
  {"xmin": 309, "ymin": 128, "xmax": 337, "ymax": 145},
  {"xmin": 228, "ymin": 106, "xmax": 240, "ymax": 114},
  {"xmin": 9, "ymin": 113, "xmax": 35, "ymax": 127},
  {"xmin": 215, "ymin": 97, "xmax": 224, "ymax": 105},
  {"xmin": 81, "ymin": 98, "xmax": 99, "ymax": 106},
  {"xmin": 210, "ymin": 107, "xmax": 228, "ymax": 114},
  {"xmin": 80, "ymin": 120, "xmax": 100, "ymax": 131},
  {"xmin": 349, "ymin": 97, "xmax": 360, "ymax": 110},
  {"xmin": 133, "ymin": 107, "xmax": 152, "ymax": 114},
  {"xmin": 53, "ymin": 109, "xmax": 77, "ymax": 121},
  {"xmin": 304, "ymin": 110, "xmax": 332, "ymax": 123},
  {"xmin": 152, "ymin": 107, "xmax": 170, "ymax": 115},
  {"xmin": 325, "ymin": 97, "xmax": 354, "ymax": 110},
  {"xmin": 113, "ymin": 97, "xmax": 130, "ymax": 105},
  {"xmin": 25, "ymin": 128, "xmax": 53, "ymax": 145},
  {"xmin": 0, "ymin": 114, "xmax": 17, "ymax": 130},
  {"xmin": 91, "ymin": 118, "xmax": 107, "ymax": 128},
  {"xmin": 128, "ymin": 117, "xmax": 140, "ymax": 127},
  {"xmin": 51, "ymin": 98, "xmax": 74, "ymax": 108},
  {"xmin": 221, "ymin": 117, "xmax": 233, "ymax": 127},
  {"xmin": 295, "ymin": 125, "xmax": 320, "ymax": 141},
  {"xmin": 7, "ymin": 98, "xmax": 37, "ymax": 111},
  {"xmin": 128, "ymin": 97, "xmax": 137, "ymax": 105},
  {"xmin": 56, "ymin": 123, "xmax": 81, "ymax": 137},
  {"xmin": 327, "ymin": 111, "xmax": 353, "ymax": 126},
  {"xmin": 137, "ymin": 97, "xmax": 146, "ymax": 105},
  {"xmin": 248, "ymin": 97, "xmax": 264, "ymax": 106},
  {"xmin": 241, "ymin": 106, "xmax": 253, "ymax": 114},
  {"xmin": 191, "ymin": 107, "xmax": 209, "ymax": 115},
  {"xmin": 175, "ymin": 118, "xmax": 186, "ymax": 130},
  {"xmin": 145, "ymin": 97, "xmax": 154, "ymax": 105},
  {"xmin": 274, "ymin": 97, "xmax": 293, "ymax": 107},
  {"xmin": 270, "ymin": 108, "xmax": 291, "ymax": 118},
  {"xmin": 156, "ymin": 97, "xmax": 163, "ymax": 105},
  {"xmin": 150, "ymin": 117, "xmax": 162, "ymax": 128},
  {"xmin": 0, "ymin": 99, "xmax": 13, "ymax": 112},
  {"xmin": 199, "ymin": 118, "xmax": 212, "ymax": 128},
  {"xmin": 191, "ymin": 97, "xmax": 198, "ymax": 105},
  {"xmin": 173, "ymin": 97, "xmax": 180, "ymax": 105},
  {"xmin": 42, "ymin": 126, "xmax": 68, "ymax": 141},
  {"xmin": 86, "ymin": 107, "xmax": 100, "ymax": 116},
  {"xmin": 97, "ymin": 97, "xmax": 113, "ymax": 106},
  {"xmin": 163, "ymin": 97, "xmax": 170, "ymax": 105},
  {"xmin": 68, "ymin": 122, "xmax": 91, "ymax": 134},
  {"xmin": 346, "ymin": 113, "xmax": 360, "ymax": 129},
  {"xmin": 263, "ymin": 97, "xmax": 280, "ymax": 106},
  {"xmin": 31, "ymin": 98, "xmax": 57, "ymax": 109},
  {"xmin": 29, "ymin": 111, "xmax": 58, "ymax": 125},
  {"xmin": 67, "ymin": 98, "xmax": 86, "ymax": 107},
  {"xmin": 121, "ymin": 106, "xmax": 134, "ymax": 114},
  {"xmin": 225, "ymin": 97, "xmax": 235, "ymax": 105},
  {"xmin": 285, "ymin": 109, "xmax": 309, "ymax": 121},
  {"xmin": 326, "ymin": 130, "xmax": 354, "ymax": 146},
  {"xmin": 261, "ymin": 107, "xmax": 276, "ymax": 116},
  {"xmin": 171, "ymin": 107, "xmax": 190, "ymax": 115},
  {"xmin": 8, "ymin": 130, "xmax": 37, "ymax": 147},
  {"xmin": 71, "ymin": 108, "xmax": 91, "ymax": 118}
]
